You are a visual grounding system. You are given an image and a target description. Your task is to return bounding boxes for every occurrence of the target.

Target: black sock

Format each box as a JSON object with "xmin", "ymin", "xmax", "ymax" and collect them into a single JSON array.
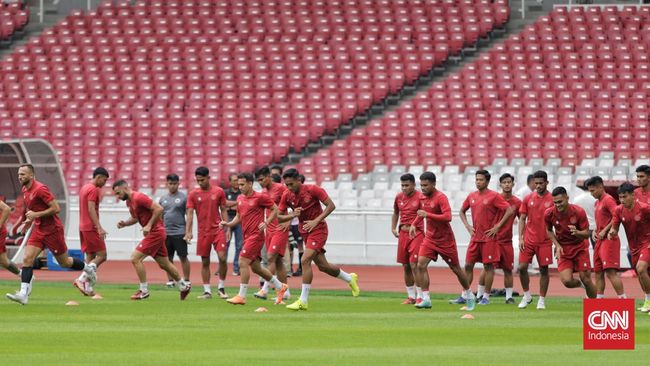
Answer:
[
  {"xmin": 298, "ymin": 252, "xmax": 303, "ymax": 270},
  {"xmin": 71, "ymin": 258, "xmax": 85, "ymax": 271},
  {"xmin": 21, "ymin": 266, "xmax": 33, "ymax": 283}
]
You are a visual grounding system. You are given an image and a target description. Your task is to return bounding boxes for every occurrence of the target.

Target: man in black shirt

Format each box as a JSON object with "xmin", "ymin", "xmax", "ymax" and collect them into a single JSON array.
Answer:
[{"xmin": 224, "ymin": 173, "xmax": 243, "ymax": 275}]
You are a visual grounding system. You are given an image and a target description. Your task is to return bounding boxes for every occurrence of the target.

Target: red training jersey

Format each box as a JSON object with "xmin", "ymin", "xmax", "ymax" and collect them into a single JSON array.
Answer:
[
  {"xmin": 79, "ymin": 182, "xmax": 102, "ymax": 231},
  {"xmin": 187, "ymin": 185, "xmax": 226, "ymax": 235},
  {"xmin": 412, "ymin": 189, "xmax": 455, "ymax": 245},
  {"xmin": 496, "ymin": 194, "xmax": 522, "ymax": 243},
  {"xmin": 634, "ymin": 187, "xmax": 650, "ymax": 205},
  {"xmin": 127, "ymin": 191, "xmax": 164, "ymax": 233},
  {"xmin": 544, "ymin": 204, "xmax": 589, "ymax": 246},
  {"xmin": 22, "ymin": 180, "xmax": 63, "ymax": 234},
  {"xmin": 394, "ymin": 190, "xmax": 424, "ymax": 232},
  {"xmin": 612, "ymin": 202, "xmax": 650, "ymax": 253},
  {"xmin": 263, "ymin": 182, "xmax": 288, "ymax": 233},
  {"xmin": 278, "ymin": 184, "xmax": 329, "ymax": 234},
  {"xmin": 236, "ymin": 191, "xmax": 275, "ymax": 239},
  {"xmin": 594, "ymin": 193, "xmax": 617, "ymax": 233},
  {"xmin": 520, "ymin": 191, "xmax": 553, "ymax": 244},
  {"xmin": 461, "ymin": 189, "xmax": 511, "ymax": 242}
]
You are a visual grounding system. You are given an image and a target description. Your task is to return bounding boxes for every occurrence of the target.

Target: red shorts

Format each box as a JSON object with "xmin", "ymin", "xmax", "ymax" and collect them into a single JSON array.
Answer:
[
  {"xmin": 558, "ymin": 241, "xmax": 591, "ymax": 273},
  {"xmin": 266, "ymin": 229, "xmax": 289, "ymax": 257},
  {"xmin": 633, "ymin": 245, "xmax": 650, "ymax": 267},
  {"xmin": 496, "ymin": 240, "xmax": 514, "ymax": 272},
  {"xmin": 136, "ymin": 230, "xmax": 168, "ymax": 258},
  {"xmin": 303, "ymin": 229, "xmax": 328, "ymax": 254},
  {"xmin": 28, "ymin": 227, "xmax": 68, "ymax": 256},
  {"xmin": 466, "ymin": 239, "xmax": 500, "ymax": 265},
  {"xmin": 0, "ymin": 232, "xmax": 6, "ymax": 254},
  {"xmin": 593, "ymin": 238, "xmax": 621, "ymax": 272},
  {"xmin": 397, "ymin": 231, "xmax": 424, "ymax": 264},
  {"xmin": 79, "ymin": 230, "xmax": 107, "ymax": 254},
  {"xmin": 197, "ymin": 231, "xmax": 227, "ymax": 257},
  {"xmin": 241, "ymin": 234, "xmax": 265, "ymax": 261},
  {"xmin": 419, "ymin": 238, "xmax": 460, "ymax": 268},
  {"xmin": 519, "ymin": 241, "xmax": 554, "ymax": 267}
]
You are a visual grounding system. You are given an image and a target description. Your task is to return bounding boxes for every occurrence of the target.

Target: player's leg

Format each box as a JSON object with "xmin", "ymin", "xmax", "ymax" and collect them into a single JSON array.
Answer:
[
  {"xmin": 199, "ymin": 256, "xmax": 213, "ymax": 298},
  {"xmin": 517, "ymin": 252, "xmax": 533, "ymax": 308},
  {"xmin": 173, "ymin": 235, "xmax": 190, "ymax": 282},
  {"xmin": 233, "ymin": 225, "xmax": 243, "ymax": 275},
  {"xmin": 250, "ymin": 257, "xmax": 288, "ymax": 304},
  {"xmin": 312, "ymin": 251, "xmax": 359, "ymax": 296},
  {"xmin": 636, "ymin": 260, "xmax": 650, "ymax": 312},
  {"xmin": 594, "ymin": 270, "xmax": 605, "ymax": 297},
  {"xmin": 227, "ymin": 256, "xmax": 251, "ymax": 305},
  {"xmin": 559, "ymin": 268, "xmax": 581, "ymax": 288},
  {"xmin": 414, "ymin": 255, "xmax": 433, "ymax": 308},
  {"xmin": 481, "ymin": 263, "xmax": 495, "ymax": 305},
  {"xmin": 477, "ymin": 269, "xmax": 486, "ymax": 298},
  {"xmin": 6, "ymin": 245, "xmax": 41, "ymax": 304},
  {"xmin": 287, "ymin": 248, "xmax": 317, "ymax": 310},
  {"xmin": 154, "ymin": 254, "xmax": 191, "ymax": 300},
  {"xmin": 130, "ymin": 250, "xmax": 150, "ymax": 299},
  {"xmin": 216, "ymin": 245, "xmax": 229, "ymax": 298},
  {"xmin": 503, "ymin": 268, "xmax": 514, "ymax": 301},
  {"xmin": 0, "ymin": 252, "xmax": 20, "ymax": 275},
  {"xmin": 165, "ymin": 236, "xmax": 177, "ymax": 285},
  {"xmin": 578, "ymin": 270, "xmax": 597, "ymax": 298}
]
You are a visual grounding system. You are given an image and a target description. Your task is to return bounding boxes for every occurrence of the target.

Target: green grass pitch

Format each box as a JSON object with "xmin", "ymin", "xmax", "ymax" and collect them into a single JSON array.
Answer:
[{"xmin": 0, "ymin": 281, "xmax": 648, "ymax": 365}]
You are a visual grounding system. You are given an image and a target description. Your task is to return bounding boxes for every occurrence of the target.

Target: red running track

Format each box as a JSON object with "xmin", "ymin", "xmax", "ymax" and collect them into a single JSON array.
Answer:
[{"xmin": 0, "ymin": 261, "xmax": 645, "ymax": 299}]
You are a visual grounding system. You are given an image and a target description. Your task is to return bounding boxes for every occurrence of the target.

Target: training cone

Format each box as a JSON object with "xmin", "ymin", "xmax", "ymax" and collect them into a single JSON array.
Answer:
[
  {"xmin": 65, "ymin": 301, "xmax": 79, "ymax": 306},
  {"xmin": 255, "ymin": 307, "xmax": 268, "ymax": 313},
  {"xmin": 91, "ymin": 294, "xmax": 103, "ymax": 300},
  {"xmin": 461, "ymin": 314, "xmax": 474, "ymax": 319}
]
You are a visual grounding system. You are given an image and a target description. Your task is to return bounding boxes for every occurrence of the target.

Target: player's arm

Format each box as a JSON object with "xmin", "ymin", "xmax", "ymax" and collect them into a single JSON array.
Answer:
[
  {"xmin": 25, "ymin": 198, "xmax": 60, "ymax": 222},
  {"xmin": 546, "ymin": 225, "xmax": 563, "ymax": 258},
  {"xmin": 142, "ymin": 201, "xmax": 163, "ymax": 236},
  {"xmin": 184, "ymin": 207, "xmax": 194, "ymax": 242},
  {"xmin": 87, "ymin": 200, "xmax": 106, "ymax": 238},
  {"xmin": 303, "ymin": 197, "xmax": 335, "ymax": 232},
  {"xmin": 459, "ymin": 205, "xmax": 474, "ymax": 236},
  {"xmin": 391, "ymin": 206, "xmax": 400, "ymax": 238},
  {"xmin": 117, "ymin": 216, "xmax": 138, "ymax": 228},
  {"xmin": 221, "ymin": 212, "xmax": 241, "ymax": 229},
  {"xmin": 277, "ymin": 193, "xmax": 297, "ymax": 223},
  {"xmin": 486, "ymin": 206, "xmax": 515, "ymax": 237},
  {"xmin": 0, "ymin": 201, "xmax": 10, "ymax": 227},
  {"xmin": 225, "ymin": 199, "xmax": 238, "ymax": 209},
  {"xmin": 518, "ymin": 213, "xmax": 527, "ymax": 250},
  {"xmin": 607, "ymin": 210, "xmax": 621, "ymax": 240},
  {"xmin": 265, "ymin": 204, "xmax": 279, "ymax": 227}
]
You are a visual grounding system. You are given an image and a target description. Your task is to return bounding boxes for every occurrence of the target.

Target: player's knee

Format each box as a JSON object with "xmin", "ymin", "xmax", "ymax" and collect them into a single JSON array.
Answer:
[
  {"xmin": 636, "ymin": 264, "xmax": 647, "ymax": 276},
  {"xmin": 539, "ymin": 266, "xmax": 549, "ymax": 275}
]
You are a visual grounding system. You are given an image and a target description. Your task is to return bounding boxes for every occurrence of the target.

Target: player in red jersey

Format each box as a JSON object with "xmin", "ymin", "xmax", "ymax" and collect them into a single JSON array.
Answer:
[
  {"xmin": 545, "ymin": 187, "xmax": 597, "ymax": 300},
  {"xmin": 278, "ymin": 169, "xmax": 359, "ymax": 311},
  {"xmin": 635, "ymin": 165, "xmax": 650, "ymax": 205},
  {"xmin": 74, "ymin": 167, "xmax": 110, "ymax": 296},
  {"xmin": 184, "ymin": 166, "xmax": 230, "ymax": 299},
  {"xmin": 609, "ymin": 182, "xmax": 650, "ymax": 312},
  {"xmin": 585, "ymin": 176, "xmax": 626, "ymax": 299},
  {"xmin": 220, "ymin": 173, "xmax": 289, "ymax": 305},
  {"xmin": 392, "ymin": 173, "xmax": 424, "ymax": 304},
  {"xmin": 475, "ymin": 173, "xmax": 521, "ymax": 304},
  {"xmin": 411, "ymin": 172, "xmax": 476, "ymax": 310},
  {"xmin": 253, "ymin": 166, "xmax": 292, "ymax": 303},
  {"xmin": 112, "ymin": 180, "xmax": 190, "ymax": 300},
  {"xmin": 0, "ymin": 200, "xmax": 21, "ymax": 277},
  {"xmin": 517, "ymin": 170, "xmax": 554, "ymax": 310},
  {"xmin": 6, "ymin": 164, "xmax": 97, "ymax": 305},
  {"xmin": 459, "ymin": 170, "xmax": 514, "ymax": 306}
]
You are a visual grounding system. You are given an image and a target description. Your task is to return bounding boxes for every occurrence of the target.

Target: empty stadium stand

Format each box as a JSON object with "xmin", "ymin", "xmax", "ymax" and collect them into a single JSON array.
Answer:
[
  {"xmin": 294, "ymin": 5, "xmax": 650, "ymax": 186},
  {"xmin": 0, "ymin": 0, "xmax": 508, "ymax": 193}
]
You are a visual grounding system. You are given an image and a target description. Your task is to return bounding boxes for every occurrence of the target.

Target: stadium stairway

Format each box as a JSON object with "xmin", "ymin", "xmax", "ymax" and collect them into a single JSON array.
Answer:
[{"xmin": 0, "ymin": 0, "xmax": 69, "ymax": 57}]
